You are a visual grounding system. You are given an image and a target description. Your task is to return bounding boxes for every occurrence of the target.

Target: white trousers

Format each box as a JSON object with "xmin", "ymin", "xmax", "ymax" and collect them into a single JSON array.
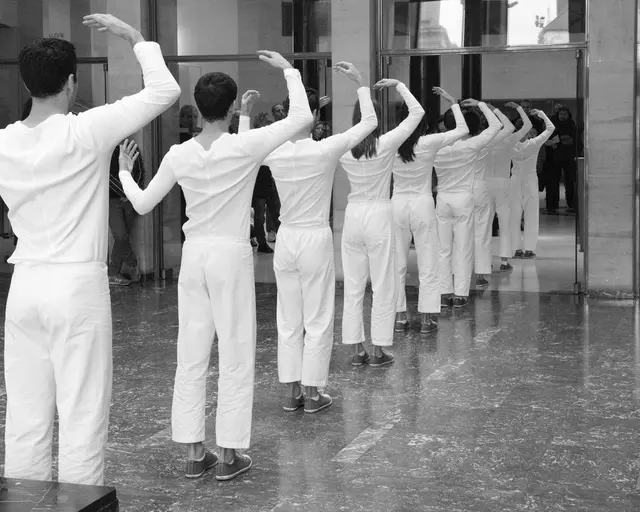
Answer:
[
  {"xmin": 274, "ymin": 226, "xmax": 335, "ymax": 388},
  {"xmin": 341, "ymin": 201, "xmax": 396, "ymax": 347},
  {"xmin": 436, "ymin": 192, "xmax": 475, "ymax": 297},
  {"xmin": 510, "ymin": 173, "xmax": 539, "ymax": 252},
  {"xmin": 392, "ymin": 194, "xmax": 440, "ymax": 314},
  {"xmin": 4, "ymin": 262, "xmax": 112, "ymax": 486},
  {"xmin": 487, "ymin": 177, "xmax": 512, "ymax": 259},
  {"xmin": 172, "ymin": 238, "xmax": 256, "ymax": 450},
  {"xmin": 473, "ymin": 181, "xmax": 492, "ymax": 275}
]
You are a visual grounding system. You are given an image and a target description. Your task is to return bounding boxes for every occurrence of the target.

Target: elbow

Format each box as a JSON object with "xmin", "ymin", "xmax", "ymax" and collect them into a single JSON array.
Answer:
[
  {"xmin": 299, "ymin": 112, "xmax": 314, "ymax": 126},
  {"xmin": 168, "ymin": 81, "xmax": 181, "ymax": 103},
  {"xmin": 130, "ymin": 200, "xmax": 152, "ymax": 216}
]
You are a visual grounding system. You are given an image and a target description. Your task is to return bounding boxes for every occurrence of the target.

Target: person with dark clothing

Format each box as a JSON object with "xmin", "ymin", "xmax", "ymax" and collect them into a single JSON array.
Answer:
[
  {"xmin": 546, "ymin": 106, "xmax": 577, "ymax": 212},
  {"xmin": 108, "ymin": 144, "xmax": 144, "ymax": 285},
  {"xmin": 252, "ymin": 165, "xmax": 277, "ymax": 253}
]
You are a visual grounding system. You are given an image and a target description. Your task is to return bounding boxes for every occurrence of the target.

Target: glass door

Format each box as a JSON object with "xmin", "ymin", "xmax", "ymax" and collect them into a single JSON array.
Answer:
[
  {"xmin": 380, "ymin": 48, "xmax": 585, "ymax": 294},
  {"xmin": 152, "ymin": 57, "xmax": 332, "ymax": 279}
]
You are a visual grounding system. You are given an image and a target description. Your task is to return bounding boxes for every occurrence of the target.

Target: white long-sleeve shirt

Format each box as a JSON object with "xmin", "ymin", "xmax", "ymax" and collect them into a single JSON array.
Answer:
[
  {"xmin": 119, "ymin": 68, "xmax": 314, "ymax": 240},
  {"xmin": 472, "ymin": 109, "xmax": 514, "ymax": 184},
  {"xmin": 340, "ymin": 83, "xmax": 424, "ymax": 202},
  {"xmin": 434, "ymin": 102, "xmax": 501, "ymax": 195},
  {"xmin": 392, "ymin": 104, "xmax": 468, "ymax": 197},
  {"xmin": 239, "ymin": 87, "xmax": 377, "ymax": 229},
  {"xmin": 0, "ymin": 42, "xmax": 180, "ymax": 265},
  {"xmin": 486, "ymin": 107, "xmax": 532, "ymax": 180},
  {"xmin": 511, "ymin": 113, "xmax": 555, "ymax": 176}
]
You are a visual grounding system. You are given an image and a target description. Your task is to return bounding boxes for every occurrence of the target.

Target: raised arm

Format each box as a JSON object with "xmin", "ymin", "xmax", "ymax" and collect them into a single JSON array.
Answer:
[
  {"xmin": 490, "ymin": 108, "xmax": 516, "ymax": 145},
  {"xmin": 74, "ymin": 15, "xmax": 180, "ymax": 152},
  {"xmin": 237, "ymin": 51, "xmax": 314, "ymax": 159},
  {"xmin": 377, "ymin": 79, "xmax": 425, "ymax": 150},
  {"xmin": 461, "ymin": 100, "xmax": 501, "ymax": 151},
  {"xmin": 318, "ymin": 62, "xmax": 378, "ymax": 157},
  {"xmin": 529, "ymin": 110, "xmax": 555, "ymax": 147},
  {"xmin": 237, "ymin": 90, "xmax": 260, "ymax": 135},
  {"xmin": 434, "ymin": 102, "xmax": 469, "ymax": 149},
  {"xmin": 118, "ymin": 140, "xmax": 177, "ymax": 215},
  {"xmin": 506, "ymin": 103, "xmax": 533, "ymax": 144}
]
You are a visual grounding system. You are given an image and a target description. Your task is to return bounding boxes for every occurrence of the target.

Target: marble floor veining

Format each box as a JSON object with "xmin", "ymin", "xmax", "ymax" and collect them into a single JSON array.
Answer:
[{"xmin": 0, "ymin": 277, "xmax": 638, "ymax": 511}]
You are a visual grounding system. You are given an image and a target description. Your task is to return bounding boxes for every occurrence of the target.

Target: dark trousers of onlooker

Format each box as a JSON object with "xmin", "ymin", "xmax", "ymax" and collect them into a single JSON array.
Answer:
[
  {"xmin": 545, "ymin": 165, "xmax": 562, "ymax": 211},
  {"xmin": 265, "ymin": 189, "xmax": 281, "ymax": 234},
  {"xmin": 109, "ymin": 198, "xmax": 138, "ymax": 276},
  {"xmin": 252, "ymin": 196, "xmax": 278, "ymax": 245},
  {"xmin": 558, "ymin": 159, "xmax": 577, "ymax": 209}
]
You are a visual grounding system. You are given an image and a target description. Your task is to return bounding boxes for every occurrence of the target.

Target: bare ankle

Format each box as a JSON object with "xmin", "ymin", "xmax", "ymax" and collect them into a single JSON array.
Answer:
[
  {"xmin": 219, "ymin": 447, "xmax": 235, "ymax": 464},
  {"xmin": 186, "ymin": 442, "xmax": 205, "ymax": 461}
]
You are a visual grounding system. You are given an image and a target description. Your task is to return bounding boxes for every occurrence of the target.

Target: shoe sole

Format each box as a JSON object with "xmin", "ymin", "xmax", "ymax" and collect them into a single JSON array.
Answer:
[
  {"xmin": 283, "ymin": 402, "xmax": 304, "ymax": 412},
  {"xmin": 109, "ymin": 282, "xmax": 130, "ymax": 286},
  {"xmin": 369, "ymin": 358, "xmax": 395, "ymax": 367},
  {"xmin": 420, "ymin": 325, "xmax": 438, "ymax": 334},
  {"xmin": 476, "ymin": 283, "xmax": 489, "ymax": 289},
  {"xmin": 216, "ymin": 458, "xmax": 252, "ymax": 481},
  {"xmin": 453, "ymin": 304, "xmax": 468, "ymax": 309},
  {"xmin": 351, "ymin": 356, "xmax": 370, "ymax": 366},
  {"xmin": 304, "ymin": 398, "xmax": 333, "ymax": 413},
  {"xmin": 394, "ymin": 324, "xmax": 408, "ymax": 333}
]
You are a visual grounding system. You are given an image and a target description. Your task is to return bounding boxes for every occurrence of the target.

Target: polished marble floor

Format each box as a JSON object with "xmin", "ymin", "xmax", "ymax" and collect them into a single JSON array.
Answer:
[{"xmin": 0, "ymin": 277, "xmax": 638, "ymax": 511}]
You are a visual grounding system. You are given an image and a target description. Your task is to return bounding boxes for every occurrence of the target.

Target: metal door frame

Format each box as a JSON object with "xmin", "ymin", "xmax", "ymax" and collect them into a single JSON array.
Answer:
[{"xmin": 374, "ymin": 0, "xmax": 589, "ymax": 293}]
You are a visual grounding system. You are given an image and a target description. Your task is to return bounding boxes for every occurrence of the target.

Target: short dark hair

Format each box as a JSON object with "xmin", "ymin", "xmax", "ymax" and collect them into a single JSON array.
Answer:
[
  {"xmin": 283, "ymin": 87, "xmax": 319, "ymax": 115},
  {"xmin": 444, "ymin": 108, "xmax": 481, "ymax": 136},
  {"xmin": 194, "ymin": 72, "xmax": 238, "ymax": 123},
  {"xmin": 19, "ymin": 38, "xmax": 77, "ymax": 98}
]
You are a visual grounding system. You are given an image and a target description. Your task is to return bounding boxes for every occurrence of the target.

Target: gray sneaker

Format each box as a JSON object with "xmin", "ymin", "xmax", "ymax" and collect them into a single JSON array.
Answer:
[
  {"xmin": 109, "ymin": 274, "xmax": 130, "ymax": 286},
  {"xmin": 185, "ymin": 450, "xmax": 218, "ymax": 479},
  {"xmin": 304, "ymin": 393, "xmax": 332, "ymax": 413}
]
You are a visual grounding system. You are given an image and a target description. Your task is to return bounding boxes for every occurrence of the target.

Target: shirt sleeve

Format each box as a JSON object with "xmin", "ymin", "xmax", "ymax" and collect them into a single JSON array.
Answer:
[
  {"xmin": 529, "ymin": 112, "xmax": 556, "ymax": 148},
  {"xmin": 318, "ymin": 87, "xmax": 378, "ymax": 158},
  {"xmin": 238, "ymin": 115, "xmax": 251, "ymax": 134},
  {"xmin": 435, "ymin": 103, "xmax": 469, "ymax": 149},
  {"xmin": 491, "ymin": 109, "xmax": 516, "ymax": 146},
  {"xmin": 72, "ymin": 42, "xmax": 181, "ymax": 153},
  {"xmin": 466, "ymin": 102, "xmax": 501, "ymax": 152},
  {"xmin": 119, "ymin": 150, "xmax": 178, "ymax": 215},
  {"xmin": 378, "ymin": 83, "xmax": 425, "ymax": 150},
  {"xmin": 237, "ymin": 68, "xmax": 314, "ymax": 160},
  {"xmin": 507, "ymin": 107, "xmax": 533, "ymax": 147}
]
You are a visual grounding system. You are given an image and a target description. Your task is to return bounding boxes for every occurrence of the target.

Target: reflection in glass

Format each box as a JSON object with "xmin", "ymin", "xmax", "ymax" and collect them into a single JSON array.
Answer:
[{"xmin": 382, "ymin": 0, "xmax": 586, "ymax": 50}]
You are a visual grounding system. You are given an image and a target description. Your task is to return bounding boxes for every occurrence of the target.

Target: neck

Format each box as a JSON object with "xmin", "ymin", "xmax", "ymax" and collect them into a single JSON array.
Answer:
[
  {"xmin": 27, "ymin": 96, "xmax": 69, "ymax": 123},
  {"xmin": 199, "ymin": 119, "xmax": 229, "ymax": 137}
]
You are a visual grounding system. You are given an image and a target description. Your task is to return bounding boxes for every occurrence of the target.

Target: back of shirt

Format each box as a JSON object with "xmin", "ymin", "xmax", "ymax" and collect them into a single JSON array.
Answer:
[{"xmin": 0, "ymin": 116, "xmax": 110, "ymax": 264}]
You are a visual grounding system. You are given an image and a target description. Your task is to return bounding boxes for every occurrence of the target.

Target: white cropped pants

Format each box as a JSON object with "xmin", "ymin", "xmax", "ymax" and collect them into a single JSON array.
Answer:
[
  {"xmin": 4, "ymin": 262, "xmax": 112, "ymax": 486},
  {"xmin": 172, "ymin": 237, "xmax": 256, "ymax": 450},
  {"xmin": 436, "ymin": 191, "xmax": 475, "ymax": 297},
  {"xmin": 341, "ymin": 201, "xmax": 396, "ymax": 347},
  {"xmin": 392, "ymin": 194, "xmax": 440, "ymax": 314},
  {"xmin": 487, "ymin": 177, "xmax": 512, "ymax": 259},
  {"xmin": 510, "ymin": 173, "xmax": 540, "ymax": 252},
  {"xmin": 473, "ymin": 180, "xmax": 492, "ymax": 275},
  {"xmin": 274, "ymin": 226, "xmax": 335, "ymax": 388}
]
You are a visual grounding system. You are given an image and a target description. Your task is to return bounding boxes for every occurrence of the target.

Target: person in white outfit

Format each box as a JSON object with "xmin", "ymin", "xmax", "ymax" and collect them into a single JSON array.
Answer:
[
  {"xmin": 510, "ymin": 110, "xmax": 555, "ymax": 258},
  {"xmin": 340, "ymin": 79, "xmax": 424, "ymax": 367},
  {"xmin": 118, "ymin": 51, "xmax": 313, "ymax": 481},
  {"xmin": 472, "ymin": 106, "xmax": 516, "ymax": 289},
  {"xmin": 392, "ymin": 87, "xmax": 469, "ymax": 334},
  {"xmin": 238, "ymin": 62, "xmax": 377, "ymax": 413},
  {"xmin": 0, "ymin": 14, "xmax": 180, "ymax": 485},
  {"xmin": 485, "ymin": 102, "xmax": 532, "ymax": 273},
  {"xmin": 433, "ymin": 95, "xmax": 501, "ymax": 309}
]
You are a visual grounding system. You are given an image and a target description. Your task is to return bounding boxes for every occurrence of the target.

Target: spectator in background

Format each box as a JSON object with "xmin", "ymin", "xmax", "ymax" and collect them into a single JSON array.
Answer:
[
  {"xmin": 312, "ymin": 120, "xmax": 332, "ymax": 141},
  {"xmin": 179, "ymin": 104, "xmax": 199, "ymax": 143},
  {"xmin": 108, "ymin": 143, "xmax": 145, "ymax": 285},
  {"xmin": 272, "ymin": 103, "xmax": 286, "ymax": 122},
  {"xmin": 549, "ymin": 105, "xmax": 577, "ymax": 212}
]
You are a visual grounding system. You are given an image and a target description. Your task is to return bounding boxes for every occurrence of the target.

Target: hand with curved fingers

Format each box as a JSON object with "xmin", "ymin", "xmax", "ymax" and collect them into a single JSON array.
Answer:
[
  {"xmin": 240, "ymin": 90, "xmax": 260, "ymax": 117},
  {"xmin": 505, "ymin": 101, "xmax": 520, "ymax": 110},
  {"xmin": 119, "ymin": 139, "xmax": 140, "ymax": 174},
  {"xmin": 319, "ymin": 96, "xmax": 332, "ymax": 109},
  {"xmin": 461, "ymin": 98, "xmax": 480, "ymax": 108},
  {"xmin": 257, "ymin": 50, "xmax": 293, "ymax": 70},
  {"xmin": 529, "ymin": 109, "xmax": 541, "ymax": 117},
  {"xmin": 432, "ymin": 87, "xmax": 456, "ymax": 105},
  {"xmin": 373, "ymin": 78, "xmax": 401, "ymax": 91},
  {"xmin": 334, "ymin": 61, "xmax": 363, "ymax": 86},
  {"xmin": 82, "ymin": 14, "xmax": 143, "ymax": 46}
]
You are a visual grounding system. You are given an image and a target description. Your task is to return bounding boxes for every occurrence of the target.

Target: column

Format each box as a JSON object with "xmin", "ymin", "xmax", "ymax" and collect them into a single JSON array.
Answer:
[
  {"xmin": 330, "ymin": 0, "xmax": 373, "ymax": 246},
  {"xmin": 585, "ymin": 0, "xmax": 635, "ymax": 296}
]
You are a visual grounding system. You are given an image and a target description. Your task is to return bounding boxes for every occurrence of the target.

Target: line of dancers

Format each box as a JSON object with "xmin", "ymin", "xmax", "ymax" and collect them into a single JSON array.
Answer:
[{"xmin": 0, "ymin": 11, "xmax": 555, "ymax": 488}]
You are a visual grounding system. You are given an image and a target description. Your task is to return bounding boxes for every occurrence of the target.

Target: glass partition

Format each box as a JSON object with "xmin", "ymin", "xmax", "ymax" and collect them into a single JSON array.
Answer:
[{"xmin": 381, "ymin": 0, "xmax": 586, "ymax": 50}]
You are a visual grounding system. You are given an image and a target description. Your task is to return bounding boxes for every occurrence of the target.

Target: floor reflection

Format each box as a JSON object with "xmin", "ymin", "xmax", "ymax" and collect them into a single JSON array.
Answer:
[{"xmin": 0, "ymin": 279, "xmax": 636, "ymax": 511}]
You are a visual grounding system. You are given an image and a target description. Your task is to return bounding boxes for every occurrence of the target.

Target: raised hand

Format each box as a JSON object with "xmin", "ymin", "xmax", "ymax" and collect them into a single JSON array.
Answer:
[
  {"xmin": 334, "ymin": 62, "xmax": 363, "ymax": 86},
  {"xmin": 119, "ymin": 139, "xmax": 139, "ymax": 173},
  {"xmin": 505, "ymin": 101, "xmax": 520, "ymax": 110},
  {"xmin": 529, "ymin": 109, "xmax": 541, "ymax": 117},
  {"xmin": 240, "ymin": 90, "xmax": 260, "ymax": 116},
  {"xmin": 82, "ymin": 14, "xmax": 143, "ymax": 46},
  {"xmin": 319, "ymin": 96, "xmax": 332, "ymax": 109},
  {"xmin": 460, "ymin": 98, "xmax": 480, "ymax": 108},
  {"xmin": 373, "ymin": 78, "xmax": 401, "ymax": 90},
  {"xmin": 257, "ymin": 50, "xmax": 293, "ymax": 70},
  {"xmin": 432, "ymin": 87, "xmax": 456, "ymax": 104}
]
